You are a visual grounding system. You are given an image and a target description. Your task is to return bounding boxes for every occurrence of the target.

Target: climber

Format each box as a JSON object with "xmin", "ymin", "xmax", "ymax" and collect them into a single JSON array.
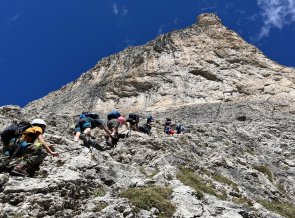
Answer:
[
  {"xmin": 118, "ymin": 115, "xmax": 129, "ymax": 130},
  {"xmin": 106, "ymin": 117, "xmax": 120, "ymax": 146},
  {"xmin": 0, "ymin": 121, "xmax": 32, "ymax": 173},
  {"xmin": 10, "ymin": 119, "xmax": 59, "ymax": 177},
  {"xmin": 164, "ymin": 118, "xmax": 175, "ymax": 136},
  {"xmin": 175, "ymin": 123, "xmax": 186, "ymax": 134},
  {"xmin": 126, "ymin": 113, "xmax": 140, "ymax": 131},
  {"xmin": 138, "ymin": 114, "xmax": 154, "ymax": 135},
  {"xmin": 74, "ymin": 112, "xmax": 112, "ymax": 146}
]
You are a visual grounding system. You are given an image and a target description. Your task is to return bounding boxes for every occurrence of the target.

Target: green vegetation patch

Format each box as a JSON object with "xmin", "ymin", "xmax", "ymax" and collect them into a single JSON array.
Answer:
[
  {"xmin": 14, "ymin": 213, "xmax": 25, "ymax": 218},
  {"xmin": 253, "ymin": 165, "xmax": 273, "ymax": 182},
  {"xmin": 139, "ymin": 166, "xmax": 160, "ymax": 178},
  {"xmin": 148, "ymin": 167, "xmax": 160, "ymax": 178},
  {"xmin": 212, "ymin": 174, "xmax": 239, "ymax": 192},
  {"xmin": 120, "ymin": 186, "xmax": 175, "ymax": 218},
  {"xmin": 276, "ymin": 183, "xmax": 286, "ymax": 193},
  {"xmin": 232, "ymin": 197, "xmax": 253, "ymax": 206},
  {"xmin": 257, "ymin": 199, "xmax": 295, "ymax": 218},
  {"xmin": 177, "ymin": 167, "xmax": 227, "ymax": 200},
  {"xmin": 94, "ymin": 202, "xmax": 108, "ymax": 212},
  {"xmin": 94, "ymin": 184, "xmax": 106, "ymax": 197}
]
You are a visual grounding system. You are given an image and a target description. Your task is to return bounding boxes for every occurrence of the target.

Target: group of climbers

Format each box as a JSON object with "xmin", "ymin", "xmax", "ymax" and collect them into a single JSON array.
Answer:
[
  {"xmin": 73, "ymin": 110, "xmax": 152, "ymax": 148},
  {"xmin": 164, "ymin": 117, "xmax": 186, "ymax": 136},
  {"xmin": 0, "ymin": 109, "xmax": 185, "ymax": 177}
]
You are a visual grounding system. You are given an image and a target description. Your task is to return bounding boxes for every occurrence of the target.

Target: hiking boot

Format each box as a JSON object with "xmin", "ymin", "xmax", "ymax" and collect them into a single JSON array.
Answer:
[
  {"xmin": 11, "ymin": 164, "xmax": 29, "ymax": 177},
  {"xmin": 107, "ymin": 137, "xmax": 113, "ymax": 145},
  {"xmin": 79, "ymin": 133, "xmax": 86, "ymax": 141},
  {"xmin": 125, "ymin": 131, "xmax": 131, "ymax": 138},
  {"xmin": 80, "ymin": 134, "xmax": 90, "ymax": 147}
]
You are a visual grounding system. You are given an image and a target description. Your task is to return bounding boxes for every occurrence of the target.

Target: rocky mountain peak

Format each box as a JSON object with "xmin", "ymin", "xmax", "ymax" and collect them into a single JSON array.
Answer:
[
  {"xmin": 0, "ymin": 13, "xmax": 295, "ymax": 218},
  {"xmin": 22, "ymin": 13, "xmax": 294, "ymax": 119},
  {"xmin": 196, "ymin": 13, "xmax": 222, "ymax": 27}
]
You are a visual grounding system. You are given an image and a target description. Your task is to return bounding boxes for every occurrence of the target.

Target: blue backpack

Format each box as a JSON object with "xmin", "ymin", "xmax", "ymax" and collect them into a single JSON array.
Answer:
[
  {"xmin": 164, "ymin": 126, "xmax": 171, "ymax": 134},
  {"xmin": 176, "ymin": 124, "xmax": 185, "ymax": 134},
  {"xmin": 79, "ymin": 112, "xmax": 99, "ymax": 120},
  {"xmin": 107, "ymin": 110, "xmax": 121, "ymax": 120}
]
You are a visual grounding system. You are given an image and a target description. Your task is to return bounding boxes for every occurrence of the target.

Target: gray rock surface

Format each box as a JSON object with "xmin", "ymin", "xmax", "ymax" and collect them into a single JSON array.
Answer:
[{"xmin": 0, "ymin": 13, "xmax": 295, "ymax": 218}]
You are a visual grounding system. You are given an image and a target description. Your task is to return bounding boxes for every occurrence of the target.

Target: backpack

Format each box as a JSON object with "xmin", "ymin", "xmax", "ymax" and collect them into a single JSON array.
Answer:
[
  {"xmin": 128, "ymin": 113, "xmax": 139, "ymax": 122},
  {"xmin": 0, "ymin": 121, "xmax": 32, "ymax": 146},
  {"xmin": 139, "ymin": 124, "xmax": 151, "ymax": 135},
  {"xmin": 176, "ymin": 124, "xmax": 185, "ymax": 134},
  {"xmin": 164, "ymin": 126, "xmax": 172, "ymax": 134},
  {"xmin": 79, "ymin": 112, "xmax": 99, "ymax": 120},
  {"xmin": 107, "ymin": 110, "xmax": 121, "ymax": 120},
  {"xmin": 147, "ymin": 115, "xmax": 154, "ymax": 124}
]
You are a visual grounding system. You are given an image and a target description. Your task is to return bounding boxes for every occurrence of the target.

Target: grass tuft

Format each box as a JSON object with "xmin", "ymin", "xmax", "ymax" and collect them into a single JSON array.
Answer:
[
  {"xmin": 257, "ymin": 199, "xmax": 295, "ymax": 218},
  {"xmin": 232, "ymin": 197, "xmax": 253, "ymax": 206},
  {"xmin": 253, "ymin": 165, "xmax": 273, "ymax": 182},
  {"xmin": 94, "ymin": 185, "xmax": 106, "ymax": 197},
  {"xmin": 212, "ymin": 174, "xmax": 239, "ymax": 192},
  {"xmin": 94, "ymin": 202, "xmax": 108, "ymax": 212},
  {"xmin": 177, "ymin": 167, "xmax": 227, "ymax": 200},
  {"xmin": 120, "ymin": 186, "xmax": 175, "ymax": 218}
]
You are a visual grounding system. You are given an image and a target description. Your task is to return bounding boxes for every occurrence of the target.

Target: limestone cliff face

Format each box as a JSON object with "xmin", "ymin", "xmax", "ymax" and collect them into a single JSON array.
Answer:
[
  {"xmin": 23, "ymin": 13, "xmax": 295, "ymax": 117},
  {"xmin": 1, "ymin": 14, "xmax": 295, "ymax": 218}
]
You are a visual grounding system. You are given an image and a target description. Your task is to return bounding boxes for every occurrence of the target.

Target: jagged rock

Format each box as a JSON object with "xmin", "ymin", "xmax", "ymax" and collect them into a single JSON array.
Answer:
[{"xmin": 0, "ymin": 13, "xmax": 295, "ymax": 218}]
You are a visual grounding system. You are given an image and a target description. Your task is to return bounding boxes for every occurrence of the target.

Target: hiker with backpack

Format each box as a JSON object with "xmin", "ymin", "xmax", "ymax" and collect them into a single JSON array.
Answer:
[
  {"xmin": 138, "ymin": 114, "xmax": 154, "ymax": 135},
  {"xmin": 74, "ymin": 112, "xmax": 112, "ymax": 147},
  {"xmin": 126, "ymin": 113, "xmax": 140, "ymax": 131},
  {"xmin": 176, "ymin": 123, "xmax": 186, "ymax": 134},
  {"xmin": 164, "ymin": 118, "xmax": 175, "ymax": 136},
  {"xmin": 0, "ymin": 121, "xmax": 32, "ymax": 173},
  {"xmin": 1, "ymin": 119, "xmax": 58, "ymax": 177},
  {"xmin": 117, "ymin": 115, "xmax": 129, "ymax": 130},
  {"xmin": 106, "ymin": 109, "xmax": 121, "ymax": 145}
]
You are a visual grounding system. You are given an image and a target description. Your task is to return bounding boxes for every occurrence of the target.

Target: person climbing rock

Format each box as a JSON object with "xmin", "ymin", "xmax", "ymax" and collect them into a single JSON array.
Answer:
[
  {"xmin": 126, "ymin": 113, "xmax": 140, "ymax": 131},
  {"xmin": 176, "ymin": 123, "xmax": 186, "ymax": 134},
  {"xmin": 74, "ymin": 112, "xmax": 111, "ymax": 147},
  {"xmin": 0, "ymin": 121, "xmax": 32, "ymax": 173},
  {"xmin": 10, "ymin": 119, "xmax": 59, "ymax": 177},
  {"xmin": 117, "ymin": 115, "xmax": 129, "ymax": 130},
  {"xmin": 164, "ymin": 118, "xmax": 175, "ymax": 136},
  {"xmin": 138, "ymin": 114, "xmax": 154, "ymax": 135}
]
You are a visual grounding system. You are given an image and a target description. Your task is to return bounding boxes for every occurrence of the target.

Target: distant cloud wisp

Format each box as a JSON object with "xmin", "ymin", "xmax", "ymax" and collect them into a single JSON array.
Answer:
[
  {"xmin": 157, "ymin": 25, "xmax": 164, "ymax": 35},
  {"xmin": 257, "ymin": 0, "xmax": 295, "ymax": 39},
  {"xmin": 112, "ymin": 3, "xmax": 119, "ymax": 15},
  {"xmin": 7, "ymin": 14, "xmax": 19, "ymax": 25},
  {"xmin": 112, "ymin": 3, "xmax": 128, "ymax": 16}
]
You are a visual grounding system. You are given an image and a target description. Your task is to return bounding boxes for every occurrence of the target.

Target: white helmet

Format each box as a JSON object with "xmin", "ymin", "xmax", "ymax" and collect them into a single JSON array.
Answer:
[{"xmin": 31, "ymin": 118, "xmax": 47, "ymax": 126}]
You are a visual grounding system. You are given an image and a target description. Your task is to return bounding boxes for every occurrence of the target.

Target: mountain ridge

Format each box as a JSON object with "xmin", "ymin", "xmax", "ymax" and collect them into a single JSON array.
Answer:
[{"xmin": 22, "ymin": 13, "xmax": 294, "ymax": 118}]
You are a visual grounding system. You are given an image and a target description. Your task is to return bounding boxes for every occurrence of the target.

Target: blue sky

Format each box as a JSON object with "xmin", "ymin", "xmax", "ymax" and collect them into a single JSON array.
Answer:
[{"xmin": 1, "ymin": 0, "xmax": 295, "ymax": 107}]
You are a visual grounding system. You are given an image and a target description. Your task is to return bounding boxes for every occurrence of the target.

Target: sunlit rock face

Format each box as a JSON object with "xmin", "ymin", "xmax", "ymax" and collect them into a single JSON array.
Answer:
[{"xmin": 0, "ymin": 13, "xmax": 295, "ymax": 218}]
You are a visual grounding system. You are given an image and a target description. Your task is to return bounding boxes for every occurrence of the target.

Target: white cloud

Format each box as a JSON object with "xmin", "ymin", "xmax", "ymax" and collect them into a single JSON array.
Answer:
[
  {"xmin": 7, "ymin": 14, "xmax": 19, "ymax": 25},
  {"xmin": 257, "ymin": 0, "xmax": 295, "ymax": 39},
  {"xmin": 124, "ymin": 37, "xmax": 136, "ymax": 46},
  {"xmin": 122, "ymin": 7, "xmax": 128, "ymax": 16},
  {"xmin": 9, "ymin": 14, "xmax": 19, "ymax": 21},
  {"xmin": 112, "ymin": 3, "xmax": 128, "ymax": 16},
  {"xmin": 112, "ymin": 3, "xmax": 119, "ymax": 15},
  {"xmin": 157, "ymin": 25, "xmax": 164, "ymax": 35}
]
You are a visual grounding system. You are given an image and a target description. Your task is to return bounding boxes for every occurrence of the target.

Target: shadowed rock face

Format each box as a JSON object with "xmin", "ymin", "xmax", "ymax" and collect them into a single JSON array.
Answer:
[{"xmin": 1, "ymin": 13, "xmax": 295, "ymax": 218}]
